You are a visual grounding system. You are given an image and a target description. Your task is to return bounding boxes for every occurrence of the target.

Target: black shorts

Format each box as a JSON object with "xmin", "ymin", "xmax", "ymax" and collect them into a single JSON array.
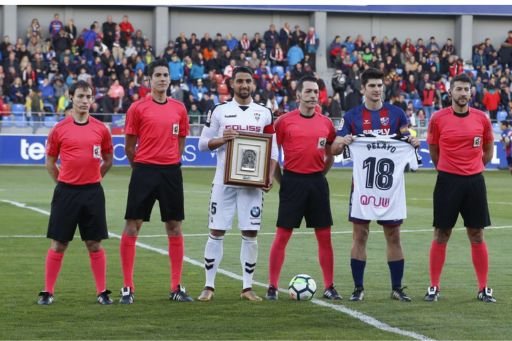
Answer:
[
  {"xmin": 433, "ymin": 171, "xmax": 491, "ymax": 229},
  {"xmin": 47, "ymin": 182, "xmax": 108, "ymax": 242},
  {"xmin": 124, "ymin": 163, "xmax": 184, "ymax": 222},
  {"xmin": 276, "ymin": 170, "xmax": 333, "ymax": 228}
]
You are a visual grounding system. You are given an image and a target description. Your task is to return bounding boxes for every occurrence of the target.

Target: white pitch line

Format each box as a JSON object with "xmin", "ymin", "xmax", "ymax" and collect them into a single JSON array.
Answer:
[{"xmin": 1, "ymin": 199, "xmax": 435, "ymax": 341}]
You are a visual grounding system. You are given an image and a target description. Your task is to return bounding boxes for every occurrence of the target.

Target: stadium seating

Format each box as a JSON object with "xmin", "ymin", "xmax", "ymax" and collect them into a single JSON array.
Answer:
[
  {"xmin": 44, "ymin": 115, "xmax": 57, "ymax": 128},
  {"xmin": 497, "ymin": 110, "xmax": 508, "ymax": 122},
  {"xmin": 11, "ymin": 104, "xmax": 26, "ymax": 127}
]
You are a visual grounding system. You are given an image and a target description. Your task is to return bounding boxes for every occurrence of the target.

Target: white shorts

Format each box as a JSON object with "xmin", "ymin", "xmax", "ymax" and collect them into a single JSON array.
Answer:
[{"xmin": 208, "ymin": 184, "xmax": 263, "ymax": 231}]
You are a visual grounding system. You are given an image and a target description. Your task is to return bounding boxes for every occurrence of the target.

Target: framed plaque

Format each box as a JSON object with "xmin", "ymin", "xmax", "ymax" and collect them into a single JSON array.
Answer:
[{"xmin": 224, "ymin": 132, "xmax": 273, "ymax": 187}]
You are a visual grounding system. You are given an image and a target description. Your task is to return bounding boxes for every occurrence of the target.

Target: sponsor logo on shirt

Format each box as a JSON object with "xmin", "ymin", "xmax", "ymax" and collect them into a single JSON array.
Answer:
[
  {"xmin": 173, "ymin": 123, "xmax": 179, "ymax": 135},
  {"xmin": 93, "ymin": 145, "xmax": 101, "ymax": 159},
  {"xmin": 363, "ymin": 128, "xmax": 391, "ymax": 135},
  {"xmin": 318, "ymin": 137, "xmax": 327, "ymax": 148},
  {"xmin": 360, "ymin": 195, "xmax": 390, "ymax": 207},
  {"xmin": 473, "ymin": 136, "xmax": 481, "ymax": 147},
  {"xmin": 225, "ymin": 125, "xmax": 262, "ymax": 132},
  {"xmin": 224, "ymin": 114, "xmax": 237, "ymax": 118}
]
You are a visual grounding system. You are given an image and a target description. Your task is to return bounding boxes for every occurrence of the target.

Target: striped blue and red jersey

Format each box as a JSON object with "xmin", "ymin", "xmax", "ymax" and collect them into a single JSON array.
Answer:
[{"xmin": 337, "ymin": 103, "xmax": 409, "ymax": 137}]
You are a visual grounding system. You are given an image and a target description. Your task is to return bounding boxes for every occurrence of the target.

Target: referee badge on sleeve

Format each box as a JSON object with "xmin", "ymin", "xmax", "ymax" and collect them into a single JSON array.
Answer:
[
  {"xmin": 172, "ymin": 123, "xmax": 179, "ymax": 135},
  {"xmin": 93, "ymin": 145, "xmax": 101, "ymax": 159},
  {"xmin": 473, "ymin": 136, "xmax": 481, "ymax": 147},
  {"xmin": 318, "ymin": 137, "xmax": 327, "ymax": 148}
]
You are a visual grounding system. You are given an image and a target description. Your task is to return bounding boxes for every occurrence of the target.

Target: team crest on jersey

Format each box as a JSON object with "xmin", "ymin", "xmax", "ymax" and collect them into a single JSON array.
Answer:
[
  {"xmin": 318, "ymin": 137, "xmax": 327, "ymax": 148},
  {"xmin": 250, "ymin": 206, "xmax": 261, "ymax": 218},
  {"xmin": 473, "ymin": 136, "xmax": 481, "ymax": 147},
  {"xmin": 254, "ymin": 112, "xmax": 260, "ymax": 122},
  {"xmin": 93, "ymin": 145, "xmax": 101, "ymax": 159},
  {"xmin": 380, "ymin": 117, "xmax": 390, "ymax": 126},
  {"xmin": 173, "ymin": 123, "xmax": 179, "ymax": 135}
]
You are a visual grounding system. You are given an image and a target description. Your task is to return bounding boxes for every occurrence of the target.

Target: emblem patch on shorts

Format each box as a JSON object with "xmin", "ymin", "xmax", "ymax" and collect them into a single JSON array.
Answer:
[
  {"xmin": 250, "ymin": 206, "xmax": 261, "ymax": 218},
  {"xmin": 318, "ymin": 137, "xmax": 327, "ymax": 148},
  {"xmin": 173, "ymin": 123, "xmax": 179, "ymax": 135},
  {"xmin": 93, "ymin": 145, "xmax": 101, "ymax": 159},
  {"xmin": 473, "ymin": 136, "xmax": 481, "ymax": 147}
]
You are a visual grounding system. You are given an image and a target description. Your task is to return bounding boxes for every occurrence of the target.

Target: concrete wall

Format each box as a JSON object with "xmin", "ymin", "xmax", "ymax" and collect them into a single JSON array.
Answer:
[
  {"xmin": 473, "ymin": 16, "xmax": 512, "ymax": 47},
  {"xmin": 327, "ymin": 13, "xmax": 456, "ymax": 45},
  {"xmin": 168, "ymin": 8, "xmax": 310, "ymax": 43}
]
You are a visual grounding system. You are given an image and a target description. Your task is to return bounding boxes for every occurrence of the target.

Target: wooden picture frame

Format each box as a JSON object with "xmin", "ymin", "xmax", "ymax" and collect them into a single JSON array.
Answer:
[{"xmin": 224, "ymin": 132, "xmax": 272, "ymax": 188}]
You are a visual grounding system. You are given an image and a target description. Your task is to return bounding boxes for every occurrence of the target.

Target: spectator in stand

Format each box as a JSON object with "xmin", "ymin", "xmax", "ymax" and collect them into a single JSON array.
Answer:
[
  {"xmin": 329, "ymin": 35, "xmax": 343, "ymax": 65},
  {"xmin": 168, "ymin": 53, "xmax": 183, "ymax": 85},
  {"xmin": 331, "ymin": 69, "xmax": 347, "ymax": 110},
  {"xmin": 482, "ymin": 84, "xmax": 501, "ymax": 121},
  {"xmin": 49, "ymin": 13, "xmax": 63, "ymax": 39},
  {"xmin": 326, "ymin": 93, "xmax": 343, "ymax": 126},
  {"xmin": 279, "ymin": 22, "xmax": 292, "ymax": 52},
  {"xmin": 426, "ymin": 36, "xmax": 440, "ymax": 54},
  {"xmin": 119, "ymin": 15, "xmax": 135, "ymax": 47},
  {"xmin": 500, "ymin": 120, "xmax": 512, "ymax": 174},
  {"xmin": 102, "ymin": 15, "xmax": 116, "ymax": 50},
  {"xmin": 9, "ymin": 76, "xmax": 27, "ymax": 104},
  {"xmin": 344, "ymin": 85, "xmax": 362, "ymax": 111},
  {"xmin": 264, "ymin": 24, "xmax": 279, "ymax": 55},
  {"xmin": 305, "ymin": 27, "xmax": 319, "ymax": 71},
  {"xmin": 441, "ymin": 38, "xmax": 456, "ymax": 56},
  {"xmin": 107, "ymin": 78, "xmax": 124, "ymax": 114},
  {"xmin": 26, "ymin": 89, "xmax": 44, "ymax": 134},
  {"xmin": 64, "ymin": 19, "xmax": 77, "ymax": 40},
  {"xmin": 422, "ymin": 81, "xmax": 436, "ymax": 122},
  {"xmin": 291, "ymin": 25, "xmax": 306, "ymax": 50},
  {"xmin": 190, "ymin": 78, "xmax": 208, "ymax": 102},
  {"xmin": 238, "ymin": 33, "xmax": 251, "ymax": 54},
  {"xmin": 54, "ymin": 29, "xmax": 71, "ymax": 56},
  {"xmin": 81, "ymin": 24, "xmax": 98, "ymax": 63},
  {"xmin": 269, "ymin": 43, "xmax": 285, "ymax": 67},
  {"xmin": 27, "ymin": 18, "xmax": 42, "ymax": 41},
  {"xmin": 287, "ymin": 44, "xmax": 304, "ymax": 69},
  {"xmin": 225, "ymin": 33, "xmax": 238, "ymax": 52}
]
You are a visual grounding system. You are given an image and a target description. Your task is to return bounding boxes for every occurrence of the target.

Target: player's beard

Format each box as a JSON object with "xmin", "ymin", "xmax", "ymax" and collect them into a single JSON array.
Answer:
[
  {"xmin": 453, "ymin": 96, "xmax": 469, "ymax": 109},
  {"xmin": 236, "ymin": 89, "xmax": 250, "ymax": 99}
]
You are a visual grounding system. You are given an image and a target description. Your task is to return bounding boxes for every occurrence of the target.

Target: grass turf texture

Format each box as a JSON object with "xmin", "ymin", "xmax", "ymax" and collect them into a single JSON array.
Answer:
[{"xmin": 0, "ymin": 166, "xmax": 511, "ymax": 340}]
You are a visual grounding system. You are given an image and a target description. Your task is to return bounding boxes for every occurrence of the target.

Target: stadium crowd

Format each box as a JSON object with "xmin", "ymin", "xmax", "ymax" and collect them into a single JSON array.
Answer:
[{"xmin": 1, "ymin": 12, "xmax": 512, "ymax": 131}]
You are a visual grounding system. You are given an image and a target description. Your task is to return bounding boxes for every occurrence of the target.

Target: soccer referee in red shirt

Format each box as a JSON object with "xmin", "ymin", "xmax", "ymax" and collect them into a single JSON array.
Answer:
[
  {"xmin": 120, "ymin": 59, "xmax": 192, "ymax": 303},
  {"xmin": 38, "ymin": 80, "xmax": 114, "ymax": 305},
  {"xmin": 265, "ymin": 76, "xmax": 341, "ymax": 300},
  {"xmin": 425, "ymin": 73, "xmax": 496, "ymax": 303}
]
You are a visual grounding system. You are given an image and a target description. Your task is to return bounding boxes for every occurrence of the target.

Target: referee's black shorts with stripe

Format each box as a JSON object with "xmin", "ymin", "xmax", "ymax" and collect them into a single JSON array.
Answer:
[
  {"xmin": 124, "ymin": 163, "xmax": 185, "ymax": 222},
  {"xmin": 433, "ymin": 171, "xmax": 491, "ymax": 229},
  {"xmin": 47, "ymin": 182, "xmax": 108, "ymax": 242},
  {"xmin": 276, "ymin": 170, "xmax": 333, "ymax": 228}
]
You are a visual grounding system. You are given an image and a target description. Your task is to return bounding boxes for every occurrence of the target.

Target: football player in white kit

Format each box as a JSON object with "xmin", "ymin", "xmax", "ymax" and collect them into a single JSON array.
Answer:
[{"xmin": 197, "ymin": 66, "xmax": 279, "ymax": 301}]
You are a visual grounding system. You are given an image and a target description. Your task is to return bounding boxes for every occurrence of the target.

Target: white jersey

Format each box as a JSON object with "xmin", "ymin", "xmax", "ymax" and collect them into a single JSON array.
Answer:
[
  {"xmin": 349, "ymin": 136, "xmax": 418, "ymax": 221},
  {"xmin": 199, "ymin": 99, "xmax": 278, "ymax": 185}
]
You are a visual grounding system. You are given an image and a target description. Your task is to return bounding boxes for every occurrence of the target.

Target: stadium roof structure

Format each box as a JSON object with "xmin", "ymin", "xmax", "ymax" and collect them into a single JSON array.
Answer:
[{"xmin": 183, "ymin": 5, "xmax": 512, "ymax": 16}]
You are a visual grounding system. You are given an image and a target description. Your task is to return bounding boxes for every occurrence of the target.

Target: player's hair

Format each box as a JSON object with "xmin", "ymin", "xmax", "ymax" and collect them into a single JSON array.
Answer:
[
  {"xmin": 361, "ymin": 68, "xmax": 384, "ymax": 86},
  {"xmin": 232, "ymin": 66, "xmax": 253, "ymax": 79},
  {"xmin": 148, "ymin": 59, "xmax": 169, "ymax": 78},
  {"xmin": 297, "ymin": 75, "xmax": 318, "ymax": 92},
  {"xmin": 69, "ymin": 80, "xmax": 92, "ymax": 96},
  {"xmin": 450, "ymin": 73, "xmax": 473, "ymax": 88}
]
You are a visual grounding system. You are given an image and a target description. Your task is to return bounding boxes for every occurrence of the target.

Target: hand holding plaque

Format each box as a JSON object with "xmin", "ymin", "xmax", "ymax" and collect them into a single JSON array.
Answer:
[{"xmin": 224, "ymin": 132, "xmax": 272, "ymax": 187}]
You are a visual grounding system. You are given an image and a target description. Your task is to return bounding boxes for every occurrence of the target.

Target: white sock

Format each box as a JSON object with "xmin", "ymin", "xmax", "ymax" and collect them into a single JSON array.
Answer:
[
  {"xmin": 204, "ymin": 234, "xmax": 224, "ymax": 289},
  {"xmin": 241, "ymin": 236, "xmax": 258, "ymax": 290}
]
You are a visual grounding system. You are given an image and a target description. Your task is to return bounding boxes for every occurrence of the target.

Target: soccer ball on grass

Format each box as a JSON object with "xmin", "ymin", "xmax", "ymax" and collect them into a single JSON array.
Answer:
[{"xmin": 288, "ymin": 274, "xmax": 317, "ymax": 301}]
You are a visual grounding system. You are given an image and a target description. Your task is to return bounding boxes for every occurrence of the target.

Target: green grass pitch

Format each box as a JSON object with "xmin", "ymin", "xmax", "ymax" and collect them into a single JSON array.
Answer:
[{"xmin": 0, "ymin": 166, "xmax": 511, "ymax": 340}]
